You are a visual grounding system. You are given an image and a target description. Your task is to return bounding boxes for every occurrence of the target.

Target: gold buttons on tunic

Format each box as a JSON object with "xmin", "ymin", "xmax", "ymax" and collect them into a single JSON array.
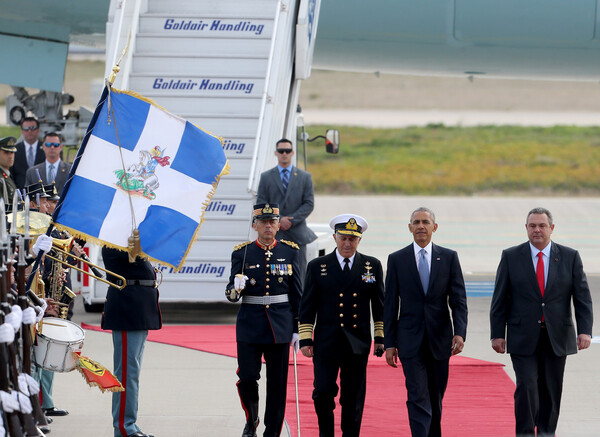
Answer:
[
  {"xmin": 353, "ymin": 325, "xmax": 357, "ymax": 328},
  {"xmin": 266, "ymin": 285, "xmax": 270, "ymax": 289},
  {"xmin": 266, "ymin": 278, "xmax": 270, "ymax": 282},
  {"xmin": 266, "ymin": 292, "xmax": 270, "ymax": 296},
  {"xmin": 353, "ymin": 304, "xmax": 357, "ymax": 308},
  {"xmin": 266, "ymin": 305, "xmax": 270, "ymax": 309},
  {"xmin": 353, "ymin": 314, "xmax": 357, "ymax": 318},
  {"xmin": 353, "ymin": 293, "xmax": 357, "ymax": 297},
  {"xmin": 339, "ymin": 303, "xmax": 344, "ymax": 307},
  {"xmin": 339, "ymin": 293, "xmax": 343, "ymax": 297},
  {"xmin": 340, "ymin": 323, "xmax": 344, "ymax": 327},
  {"xmin": 339, "ymin": 313, "xmax": 343, "ymax": 317}
]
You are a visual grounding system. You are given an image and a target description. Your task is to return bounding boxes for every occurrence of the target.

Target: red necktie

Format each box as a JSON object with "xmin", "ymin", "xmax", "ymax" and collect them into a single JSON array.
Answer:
[{"xmin": 536, "ymin": 252, "xmax": 545, "ymax": 297}]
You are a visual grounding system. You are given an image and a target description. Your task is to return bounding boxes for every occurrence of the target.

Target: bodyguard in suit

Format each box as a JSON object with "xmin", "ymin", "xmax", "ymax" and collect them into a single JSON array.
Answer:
[
  {"xmin": 384, "ymin": 207, "xmax": 468, "ymax": 437},
  {"xmin": 25, "ymin": 132, "xmax": 71, "ymax": 195},
  {"xmin": 256, "ymin": 138, "xmax": 317, "ymax": 283},
  {"xmin": 102, "ymin": 247, "xmax": 162, "ymax": 437},
  {"xmin": 11, "ymin": 116, "xmax": 45, "ymax": 189},
  {"xmin": 490, "ymin": 207, "xmax": 593, "ymax": 437},
  {"xmin": 299, "ymin": 214, "xmax": 384, "ymax": 437},
  {"xmin": 0, "ymin": 136, "xmax": 18, "ymax": 204},
  {"xmin": 225, "ymin": 203, "xmax": 301, "ymax": 437}
]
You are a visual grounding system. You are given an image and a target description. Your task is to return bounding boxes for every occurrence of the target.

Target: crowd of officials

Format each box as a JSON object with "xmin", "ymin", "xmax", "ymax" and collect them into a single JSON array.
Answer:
[{"xmin": 226, "ymin": 139, "xmax": 593, "ymax": 437}]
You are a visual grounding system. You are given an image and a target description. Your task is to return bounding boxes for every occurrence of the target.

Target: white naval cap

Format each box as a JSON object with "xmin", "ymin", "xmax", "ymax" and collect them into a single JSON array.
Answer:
[{"xmin": 329, "ymin": 214, "xmax": 368, "ymax": 237}]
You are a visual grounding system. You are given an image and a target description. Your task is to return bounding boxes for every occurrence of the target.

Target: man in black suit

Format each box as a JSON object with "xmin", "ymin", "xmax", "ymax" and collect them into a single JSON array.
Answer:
[
  {"xmin": 299, "ymin": 214, "xmax": 384, "ymax": 437},
  {"xmin": 384, "ymin": 207, "xmax": 468, "ymax": 437},
  {"xmin": 25, "ymin": 132, "xmax": 71, "ymax": 195},
  {"xmin": 490, "ymin": 207, "xmax": 593, "ymax": 437},
  {"xmin": 225, "ymin": 203, "xmax": 301, "ymax": 437},
  {"xmin": 11, "ymin": 116, "xmax": 45, "ymax": 190},
  {"xmin": 256, "ymin": 138, "xmax": 316, "ymax": 284}
]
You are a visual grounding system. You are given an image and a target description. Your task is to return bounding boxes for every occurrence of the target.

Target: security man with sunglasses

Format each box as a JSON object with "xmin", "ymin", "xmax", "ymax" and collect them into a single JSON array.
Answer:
[
  {"xmin": 25, "ymin": 132, "xmax": 72, "ymax": 195},
  {"xmin": 11, "ymin": 116, "xmax": 45, "ymax": 189},
  {"xmin": 257, "ymin": 138, "xmax": 316, "ymax": 285}
]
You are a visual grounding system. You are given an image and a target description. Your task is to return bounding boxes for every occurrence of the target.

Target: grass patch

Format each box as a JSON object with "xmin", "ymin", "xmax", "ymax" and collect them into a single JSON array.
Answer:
[{"xmin": 303, "ymin": 125, "xmax": 600, "ymax": 195}]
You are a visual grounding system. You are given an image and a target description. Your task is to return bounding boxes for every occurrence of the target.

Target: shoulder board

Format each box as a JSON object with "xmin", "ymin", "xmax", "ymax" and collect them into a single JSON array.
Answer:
[
  {"xmin": 280, "ymin": 239, "xmax": 299, "ymax": 249},
  {"xmin": 233, "ymin": 241, "xmax": 252, "ymax": 251}
]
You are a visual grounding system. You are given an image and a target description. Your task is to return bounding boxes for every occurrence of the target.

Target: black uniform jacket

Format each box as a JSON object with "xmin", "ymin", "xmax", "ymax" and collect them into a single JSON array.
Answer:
[
  {"xmin": 384, "ymin": 243, "xmax": 468, "ymax": 360},
  {"xmin": 101, "ymin": 247, "xmax": 162, "ymax": 331},
  {"xmin": 227, "ymin": 239, "xmax": 301, "ymax": 344},
  {"xmin": 0, "ymin": 169, "xmax": 16, "ymax": 204},
  {"xmin": 299, "ymin": 250, "xmax": 384, "ymax": 357},
  {"xmin": 490, "ymin": 241, "xmax": 593, "ymax": 356}
]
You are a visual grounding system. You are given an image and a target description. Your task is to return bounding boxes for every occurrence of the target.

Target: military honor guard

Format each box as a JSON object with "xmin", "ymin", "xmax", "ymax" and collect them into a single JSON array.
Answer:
[
  {"xmin": 299, "ymin": 214, "xmax": 384, "ymax": 437},
  {"xmin": 226, "ymin": 203, "xmax": 302, "ymax": 437},
  {"xmin": 0, "ymin": 136, "xmax": 18, "ymax": 204}
]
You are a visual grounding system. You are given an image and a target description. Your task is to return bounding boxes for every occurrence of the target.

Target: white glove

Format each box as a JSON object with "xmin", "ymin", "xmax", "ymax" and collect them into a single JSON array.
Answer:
[
  {"xmin": 5, "ymin": 306, "xmax": 22, "ymax": 333},
  {"xmin": 234, "ymin": 274, "xmax": 248, "ymax": 291},
  {"xmin": 0, "ymin": 324, "xmax": 14, "ymax": 344},
  {"xmin": 21, "ymin": 307, "xmax": 36, "ymax": 325},
  {"xmin": 0, "ymin": 390, "xmax": 19, "ymax": 413},
  {"xmin": 32, "ymin": 234, "xmax": 53, "ymax": 256},
  {"xmin": 291, "ymin": 333, "xmax": 300, "ymax": 354}
]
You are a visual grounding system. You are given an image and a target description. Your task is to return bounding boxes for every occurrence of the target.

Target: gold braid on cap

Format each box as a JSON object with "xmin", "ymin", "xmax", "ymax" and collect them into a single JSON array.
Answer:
[{"xmin": 346, "ymin": 218, "xmax": 358, "ymax": 231}]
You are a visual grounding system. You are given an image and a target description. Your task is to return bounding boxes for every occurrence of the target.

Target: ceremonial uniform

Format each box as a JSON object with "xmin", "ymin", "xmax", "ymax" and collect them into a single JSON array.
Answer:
[
  {"xmin": 299, "ymin": 214, "xmax": 384, "ymax": 437},
  {"xmin": 102, "ymin": 247, "xmax": 162, "ymax": 437},
  {"xmin": 226, "ymin": 203, "xmax": 301, "ymax": 437},
  {"xmin": 0, "ymin": 137, "xmax": 18, "ymax": 205}
]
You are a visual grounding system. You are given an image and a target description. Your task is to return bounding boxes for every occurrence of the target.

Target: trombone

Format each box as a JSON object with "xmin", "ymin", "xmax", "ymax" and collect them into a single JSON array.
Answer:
[{"xmin": 43, "ymin": 236, "xmax": 127, "ymax": 290}]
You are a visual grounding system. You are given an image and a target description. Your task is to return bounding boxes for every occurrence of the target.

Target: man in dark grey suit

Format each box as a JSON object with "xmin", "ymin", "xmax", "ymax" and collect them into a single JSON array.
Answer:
[
  {"xmin": 490, "ymin": 207, "xmax": 593, "ymax": 437},
  {"xmin": 256, "ymin": 138, "xmax": 316, "ymax": 282},
  {"xmin": 25, "ymin": 132, "xmax": 71, "ymax": 195},
  {"xmin": 384, "ymin": 207, "xmax": 468, "ymax": 437},
  {"xmin": 11, "ymin": 116, "xmax": 45, "ymax": 189}
]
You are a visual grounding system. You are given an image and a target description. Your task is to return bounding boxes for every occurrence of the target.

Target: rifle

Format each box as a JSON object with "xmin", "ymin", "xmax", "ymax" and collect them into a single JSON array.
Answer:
[{"xmin": 0, "ymin": 232, "xmax": 24, "ymax": 437}]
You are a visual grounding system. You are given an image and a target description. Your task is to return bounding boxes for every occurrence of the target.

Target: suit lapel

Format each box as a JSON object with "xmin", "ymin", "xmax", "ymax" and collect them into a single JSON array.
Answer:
[
  {"xmin": 272, "ymin": 167, "xmax": 285, "ymax": 197},
  {"xmin": 429, "ymin": 244, "xmax": 441, "ymax": 293},
  {"xmin": 545, "ymin": 243, "xmax": 559, "ymax": 295},
  {"xmin": 402, "ymin": 246, "xmax": 424, "ymax": 294},
  {"xmin": 519, "ymin": 243, "xmax": 540, "ymax": 295}
]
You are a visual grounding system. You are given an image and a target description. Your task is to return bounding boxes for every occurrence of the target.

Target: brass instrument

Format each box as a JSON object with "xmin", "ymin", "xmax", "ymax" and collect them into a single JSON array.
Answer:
[{"xmin": 43, "ymin": 237, "xmax": 126, "ymax": 291}]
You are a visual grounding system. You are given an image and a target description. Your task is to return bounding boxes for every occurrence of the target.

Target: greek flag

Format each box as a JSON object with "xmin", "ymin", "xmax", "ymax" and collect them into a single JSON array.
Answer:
[{"xmin": 54, "ymin": 86, "xmax": 229, "ymax": 270}]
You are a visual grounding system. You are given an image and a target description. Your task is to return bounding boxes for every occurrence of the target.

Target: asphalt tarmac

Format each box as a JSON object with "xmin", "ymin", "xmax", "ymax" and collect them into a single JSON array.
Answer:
[{"xmin": 46, "ymin": 195, "xmax": 600, "ymax": 436}]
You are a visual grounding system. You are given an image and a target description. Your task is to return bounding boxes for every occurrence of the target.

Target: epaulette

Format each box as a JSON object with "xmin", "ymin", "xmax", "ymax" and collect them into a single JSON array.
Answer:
[
  {"xmin": 280, "ymin": 239, "xmax": 299, "ymax": 249},
  {"xmin": 233, "ymin": 241, "xmax": 252, "ymax": 251}
]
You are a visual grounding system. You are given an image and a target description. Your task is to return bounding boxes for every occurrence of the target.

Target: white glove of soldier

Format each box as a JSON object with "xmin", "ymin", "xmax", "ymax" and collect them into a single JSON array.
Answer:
[
  {"xmin": 32, "ymin": 234, "xmax": 53, "ymax": 256},
  {"xmin": 291, "ymin": 333, "xmax": 300, "ymax": 354},
  {"xmin": 234, "ymin": 274, "xmax": 248, "ymax": 291}
]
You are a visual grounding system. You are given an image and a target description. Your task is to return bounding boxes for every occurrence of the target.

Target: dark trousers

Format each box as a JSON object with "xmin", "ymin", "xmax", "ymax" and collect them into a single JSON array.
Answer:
[
  {"xmin": 400, "ymin": 337, "xmax": 450, "ymax": 437},
  {"xmin": 312, "ymin": 336, "xmax": 369, "ymax": 437},
  {"xmin": 510, "ymin": 328, "xmax": 566, "ymax": 437},
  {"xmin": 236, "ymin": 342, "xmax": 290, "ymax": 437}
]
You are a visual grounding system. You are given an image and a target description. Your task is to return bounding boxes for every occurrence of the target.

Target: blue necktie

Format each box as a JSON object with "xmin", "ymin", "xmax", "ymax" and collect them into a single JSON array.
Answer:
[
  {"xmin": 281, "ymin": 168, "xmax": 289, "ymax": 192},
  {"xmin": 27, "ymin": 146, "xmax": 35, "ymax": 167},
  {"xmin": 418, "ymin": 248, "xmax": 429, "ymax": 294}
]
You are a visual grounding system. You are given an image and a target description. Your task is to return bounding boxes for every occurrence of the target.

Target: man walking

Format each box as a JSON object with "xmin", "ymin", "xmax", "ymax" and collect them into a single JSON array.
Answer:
[
  {"xmin": 384, "ymin": 207, "xmax": 468, "ymax": 437},
  {"xmin": 490, "ymin": 207, "xmax": 593, "ymax": 437},
  {"xmin": 299, "ymin": 214, "xmax": 384, "ymax": 437}
]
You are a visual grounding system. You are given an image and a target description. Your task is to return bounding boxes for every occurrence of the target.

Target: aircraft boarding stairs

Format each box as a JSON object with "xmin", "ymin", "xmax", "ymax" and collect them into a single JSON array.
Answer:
[{"xmin": 80, "ymin": 0, "xmax": 319, "ymax": 305}]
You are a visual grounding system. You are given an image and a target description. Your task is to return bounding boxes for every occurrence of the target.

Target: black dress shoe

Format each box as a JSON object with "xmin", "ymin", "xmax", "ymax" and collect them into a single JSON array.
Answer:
[
  {"xmin": 39, "ymin": 425, "xmax": 51, "ymax": 434},
  {"xmin": 45, "ymin": 416, "xmax": 53, "ymax": 424},
  {"xmin": 242, "ymin": 419, "xmax": 259, "ymax": 437},
  {"xmin": 43, "ymin": 407, "xmax": 69, "ymax": 416},
  {"xmin": 127, "ymin": 432, "xmax": 154, "ymax": 437}
]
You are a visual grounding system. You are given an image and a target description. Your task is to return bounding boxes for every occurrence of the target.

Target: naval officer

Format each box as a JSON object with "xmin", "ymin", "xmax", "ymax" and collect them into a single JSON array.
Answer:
[
  {"xmin": 226, "ymin": 203, "xmax": 302, "ymax": 437},
  {"xmin": 299, "ymin": 214, "xmax": 384, "ymax": 437}
]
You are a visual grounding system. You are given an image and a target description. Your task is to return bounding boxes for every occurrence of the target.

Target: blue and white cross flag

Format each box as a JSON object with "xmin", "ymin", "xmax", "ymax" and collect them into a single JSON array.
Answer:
[{"xmin": 53, "ymin": 86, "xmax": 229, "ymax": 270}]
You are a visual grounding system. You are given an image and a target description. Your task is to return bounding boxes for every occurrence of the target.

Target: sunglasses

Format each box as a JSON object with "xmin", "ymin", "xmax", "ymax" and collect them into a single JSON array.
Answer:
[
  {"xmin": 22, "ymin": 126, "xmax": 39, "ymax": 131},
  {"xmin": 276, "ymin": 148, "xmax": 293, "ymax": 154},
  {"xmin": 44, "ymin": 142, "xmax": 61, "ymax": 148}
]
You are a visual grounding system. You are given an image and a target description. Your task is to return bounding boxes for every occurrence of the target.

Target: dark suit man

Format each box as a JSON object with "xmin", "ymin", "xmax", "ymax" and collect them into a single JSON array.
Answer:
[
  {"xmin": 11, "ymin": 117, "xmax": 45, "ymax": 189},
  {"xmin": 256, "ymin": 138, "xmax": 316, "ymax": 283},
  {"xmin": 0, "ymin": 136, "xmax": 18, "ymax": 205},
  {"xmin": 384, "ymin": 207, "xmax": 468, "ymax": 437},
  {"xmin": 299, "ymin": 214, "xmax": 384, "ymax": 437},
  {"xmin": 25, "ymin": 132, "xmax": 71, "ymax": 195},
  {"xmin": 490, "ymin": 207, "xmax": 593, "ymax": 437},
  {"xmin": 225, "ymin": 203, "xmax": 301, "ymax": 437}
]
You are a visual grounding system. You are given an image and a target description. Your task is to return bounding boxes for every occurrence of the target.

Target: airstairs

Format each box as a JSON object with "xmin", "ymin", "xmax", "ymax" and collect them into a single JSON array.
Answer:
[{"xmin": 80, "ymin": 0, "xmax": 320, "ymax": 304}]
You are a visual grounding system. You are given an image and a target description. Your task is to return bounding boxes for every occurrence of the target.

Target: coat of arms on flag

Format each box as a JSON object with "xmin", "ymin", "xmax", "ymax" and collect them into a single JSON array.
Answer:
[{"xmin": 53, "ymin": 86, "xmax": 230, "ymax": 270}]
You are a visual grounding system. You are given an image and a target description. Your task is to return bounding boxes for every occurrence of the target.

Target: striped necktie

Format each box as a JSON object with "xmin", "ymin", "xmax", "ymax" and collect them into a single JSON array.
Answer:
[
  {"xmin": 282, "ymin": 168, "xmax": 289, "ymax": 192},
  {"xmin": 418, "ymin": 248, "xmax": 429, "ymax": 294},
  {"xmin": 48, "ymin": 164, "xmax": 55, "ymax": 183}
]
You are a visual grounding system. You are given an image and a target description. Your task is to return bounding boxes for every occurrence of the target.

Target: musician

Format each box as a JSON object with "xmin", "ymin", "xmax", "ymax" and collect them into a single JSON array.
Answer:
[
  {"xmin": 225, "ymin": 203, "xmax": 301, "ymax": 437},
  {"xmin": 0, "ymin": 136, "xmax": 18, "ymax": 205},
  {"xmin": 102, "ymin": 246, "xmax": 161, "ymax": 437},
  {"xmin": 43, "ymin": 183, "xmax": 60, "ymax": 214},
  {"xmin": 26, "ymin": 181, "xmax": 50, "ymax": 214}
]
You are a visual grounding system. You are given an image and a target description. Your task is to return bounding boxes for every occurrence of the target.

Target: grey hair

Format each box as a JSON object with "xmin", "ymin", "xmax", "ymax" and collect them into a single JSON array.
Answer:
[
  {"xmin": 527, "ymin": 207, "xmax": 553, "ymax": 226},
  {"xmin": 410, "ymin": 207, "xmax": 436, "ymax": 224}
]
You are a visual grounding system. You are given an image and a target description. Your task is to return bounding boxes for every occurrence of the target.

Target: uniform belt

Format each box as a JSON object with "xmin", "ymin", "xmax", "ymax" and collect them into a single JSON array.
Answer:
[
  {"xmin": 242, "ymin": 295, "xmax": 289, "ymax": 305},
  {"xmin": 117, "ymin": 279, "xmax": 158, "ymax": 288}
]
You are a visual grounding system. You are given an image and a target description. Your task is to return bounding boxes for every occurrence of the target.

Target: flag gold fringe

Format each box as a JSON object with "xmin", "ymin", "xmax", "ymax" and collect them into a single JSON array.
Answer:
[
  {"xmin": 54, "ymin": 85, "xmax": 232, "ymax": 272},
  {"xmin": 75, "ymin": 364, "xmax": 125, "ymax": 393}
]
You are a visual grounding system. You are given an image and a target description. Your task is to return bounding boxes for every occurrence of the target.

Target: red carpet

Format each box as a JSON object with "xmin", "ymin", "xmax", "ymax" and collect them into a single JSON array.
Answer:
[{"xmin": 82, "ymin": 324, "xmax": 515, "ymax": 436}]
